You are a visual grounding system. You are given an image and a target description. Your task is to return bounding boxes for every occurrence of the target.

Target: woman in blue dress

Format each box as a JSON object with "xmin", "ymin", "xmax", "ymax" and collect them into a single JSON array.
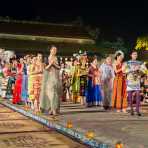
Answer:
[
  {"xmin": 86, "ymin": 56, "xmax": 102, "ymax": 107},
  {"xmin": 21, "ymin": 59, "xmax": 29, "ymax": 107}
]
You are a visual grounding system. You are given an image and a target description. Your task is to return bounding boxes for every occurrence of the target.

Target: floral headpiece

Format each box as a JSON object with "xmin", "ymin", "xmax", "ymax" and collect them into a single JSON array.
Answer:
[{"xmin": 115, "ymin": 50, "xmax": 124, "ymax": 58}]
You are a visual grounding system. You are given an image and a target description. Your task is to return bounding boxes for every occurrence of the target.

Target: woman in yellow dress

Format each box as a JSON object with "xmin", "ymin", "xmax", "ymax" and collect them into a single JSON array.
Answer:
[{"xmin": 28, "ymin": 56, "xmax": 36, "ymax": 110}]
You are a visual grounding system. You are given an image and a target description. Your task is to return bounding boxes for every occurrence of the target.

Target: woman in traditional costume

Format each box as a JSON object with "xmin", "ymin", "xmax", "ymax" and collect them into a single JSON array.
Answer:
[
  {"xmin": 61, "ymin": 69, "xmax": 69, "ymax": 102},
  {"xmin": 100, "ymin": 55, "xmax": 114, "ymax": 110},
  {"xmin": 93, "ymin": 64, "xmax": 102, "ymax": 106},
  {"xmin": 12, "ymin": 58, "xmax": 24, "ymax": 104},
  {"xmin": 86, "ymin": 56, "xmax": 102, "ymax": 106},
  {"xmin": 60, "ymin": 63, "xmax": 67, "ymax": 102},
  {"xmin": 71, "ymin": 58, "xmax": 80, "ymax": 103},
  {"xmin": 0, "ymin": 61, "xmax": 4, "ymax": 97},
  {"xmin": 40, "ymin": 46, "xmax": 61, "ymax": 116},
  {"xmin": 21, "ymin": 58, "xmax": 29, "ymax": 108},
  {"xmin": 112, "ymin": 51, "xmax": 127, "ymax": 112},
  {"xmin": 28, "ymin": 56, "xmax": 36, "ymax": 110},
  {"xmin": 1, "ymin": 62, "xmax": 10, "ymax": 98},
  {"xmin": 5, "ymin": 59, "xmax": 17, "ymax": 99},
  {"xmin": 33, "ymin": 53, "xmax": 44, "ymax": 112},
  {"xmin": 79, "ymin": 52, "xmax": 88, "ymax": 105}
]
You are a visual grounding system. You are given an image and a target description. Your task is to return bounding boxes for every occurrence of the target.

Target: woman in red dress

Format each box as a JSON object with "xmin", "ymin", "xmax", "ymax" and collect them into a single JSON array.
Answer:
[{"xmin": 12, "ymin": 58, "xmax": 24, "ymax": 104}]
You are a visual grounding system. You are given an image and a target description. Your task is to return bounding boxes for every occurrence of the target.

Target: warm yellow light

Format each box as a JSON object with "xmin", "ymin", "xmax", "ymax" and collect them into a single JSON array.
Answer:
[
  {"xmin": 115, "ymin": 143, "xmax": 123, "ymax": 148},
  {"xmin": 85, "ymin": 131, "xmax": 95, "ymax": 140},
  {"xmin": 135, "ymin": 37, "xmax": 148, "ymax": 50},
  {"xmin": 66, "ymin": 121, "xmax": 73, "ymax": 128}
]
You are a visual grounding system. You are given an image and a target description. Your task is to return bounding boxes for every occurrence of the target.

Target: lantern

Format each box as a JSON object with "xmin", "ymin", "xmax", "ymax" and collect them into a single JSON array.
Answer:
[
  {"xmin": 66, "ymin": 121, "xmax": 73, "ymax": 128},
  {"xmin": 85, "ymin": 131, "xmax": 95, "ymax": 140},
  {"xmin": 115, "ymin": 142, "xmax": 123, "ymax": 148}
]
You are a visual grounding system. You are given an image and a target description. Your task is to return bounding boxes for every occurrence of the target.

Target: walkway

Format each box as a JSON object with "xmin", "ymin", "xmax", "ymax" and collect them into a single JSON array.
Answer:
[{"xmin": 0, "ymin": 104, "xmax": 86, "ymax": 148}]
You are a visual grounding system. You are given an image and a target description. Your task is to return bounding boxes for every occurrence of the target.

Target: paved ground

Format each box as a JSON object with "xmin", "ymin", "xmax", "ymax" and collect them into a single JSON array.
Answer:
[
  {"xmin": 58, "ymin": 103, "xmax": 148, "ymax": 148},
  {"xmin": 1, "ymin": 101, "xmax": 148, "ymax": 148},
  {"xmin": 0, "ymin": 104, "xmax": 86, "ymax": 148}
]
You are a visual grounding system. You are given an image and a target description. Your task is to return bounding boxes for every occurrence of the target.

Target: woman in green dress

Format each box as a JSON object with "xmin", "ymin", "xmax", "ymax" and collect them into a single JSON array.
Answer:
[
  {"xmin": 71, "ymin": 58, "xmax": 80, "ymax": 103},
  {"xmin": 40, "ymin": 46, "xmax": 62, "ymax": 116},
  {"xmin": 5, "ymin": 59, "xmax": 17, "ymax": 99}
]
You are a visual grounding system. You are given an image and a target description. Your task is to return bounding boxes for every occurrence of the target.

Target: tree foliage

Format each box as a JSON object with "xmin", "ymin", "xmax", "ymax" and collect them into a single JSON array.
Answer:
[
  {"xmin": 135, "ymin": 37, "xmax": 148, "ymax": 50},
  {"xmin": 100, "ymin": 37, "xmax": 128, "ymax": 53},
  {"xmin": 85, "ymin": 25, "xmax": 100, "ymax": 41}
]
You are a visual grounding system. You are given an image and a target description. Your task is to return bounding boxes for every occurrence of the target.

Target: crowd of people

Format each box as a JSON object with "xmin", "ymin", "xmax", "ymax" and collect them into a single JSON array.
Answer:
[{"xmin": 0, "ymin": 46, "xmax": 148, "ymax": 116}]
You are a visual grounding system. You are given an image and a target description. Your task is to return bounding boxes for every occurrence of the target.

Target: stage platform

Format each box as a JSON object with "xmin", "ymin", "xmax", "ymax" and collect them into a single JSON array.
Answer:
[
  {"xmin": 0, "ymin": 103, "xmax": 86, "ymax": 148},
  {"xmin": 0, "ymin": 100, "xmax": 148, "ymax": 148}
]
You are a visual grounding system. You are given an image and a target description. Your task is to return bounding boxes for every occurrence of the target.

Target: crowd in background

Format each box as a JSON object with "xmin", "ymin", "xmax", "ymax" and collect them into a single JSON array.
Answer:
[{"xmin": 0, "ymin": 46, "xmax": 148, "ymax": 116}]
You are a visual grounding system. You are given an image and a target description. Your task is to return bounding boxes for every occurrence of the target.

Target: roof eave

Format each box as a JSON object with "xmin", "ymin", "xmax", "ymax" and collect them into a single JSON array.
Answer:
[{"xmin": 0, "ymin": 33, "xmax": 95, "ymax": 45}]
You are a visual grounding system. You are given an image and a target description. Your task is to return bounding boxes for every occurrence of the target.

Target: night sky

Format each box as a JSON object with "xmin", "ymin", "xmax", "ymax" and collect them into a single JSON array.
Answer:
[{"xmin": 0, "ymin": 0, "xmax": 148, "ymax": 42}]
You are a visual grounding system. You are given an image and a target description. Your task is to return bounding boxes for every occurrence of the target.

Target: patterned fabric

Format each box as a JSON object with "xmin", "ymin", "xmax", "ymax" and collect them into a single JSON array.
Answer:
[
  {"xmin": 1, "ymin": 67, "xmax": 9, "ymax": 98},
  {"xmin": 80, "ymin": 75, "xmax": 87, "ymax": 96},
  {"xmin": 100, "ymin": 63, "xmax": 115, "ymax": 82},
  {"xmin": 32, "ymin": 63, "xmax": 43, "ymax": 103},
  {"xmin": 100, "ymin": 63, "xmax": 114, "ymax": 108},
  {"xmin": 5, "ymin": 67, "xmax": 16, "ymax": 99},
  {"xmin": 28, "ymin": 64, "xmax": 35, "ymax": 101},
  {"xmin": 71, "ymin": 66, "xmax": 80, "ymax": 96},
  {"xmin": 5, "ymin": 77, "xmax": 15, "ymax": 99},
  {"xmin": 0, "ymin": 66, "xmax": 3, "ymax": 96},
  {"xmin": 79, "ymin": 66, "xmax": 87, "ymax": 97},
  {"xmin": 61, "ymin": 71, "xmax": 70, "ymax": 101},
  {"xmin": 33, "ymin": 74, "xmax": 42, "ymax": 103},
  {"xmin": 125, "ymin": 60, "xmax": 143, "ymax": 91}
]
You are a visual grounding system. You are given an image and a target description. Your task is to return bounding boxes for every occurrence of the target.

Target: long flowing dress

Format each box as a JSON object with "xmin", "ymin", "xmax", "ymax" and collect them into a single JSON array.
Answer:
[
  {"xmin": 0, "ymin": 65, "xmax": 3, "ymax": 97},
  {"xmin": 40, "ymin": 57, "xmax": 62, "ymax": 114},
  {"xmin": 21, "ymin": 64, "xmax": 28, "ymax": 103},
  {"xmin": 5, "ymin": 66, "xmax": 16, "ymax": 99},
  {"xmin": 12, "ymin": 64, "xmax": 23, "ymax": 104},
  {"xmin": 86, "ymin": 66, "xmax": 94, "ymax": 106},
  {"xmin": 28, "ymin": 64, "xmax": 36, "ymax": 102},
  {"xmin": 86, "ymin": 65, "xmax": 102, "ymax": 106},
  {"xmin": 61, "ymin": 71, "xmax": 69, "ymax": 102},
  {"xmin": 1, "ymin": 66, "xmax": 10, "ymax": 98},
  {"xmin": 92, "ymin": 67, "xmax": 102, "ymax": 105},
  {"xmin": 100, "ymin": 63, "xmax": 114, "ymax": 109},
  {"xmin": 71, "ymin": 65, "xmax": 80, "ymax": 103},
  {"xmin": 79, "ymin": 65, "xmax": 88, "ymax": 97},
  {"xmin": 33, "ymin": 63, "xmax": 43, "ymax": 104},
  {"xmin": 112, "ymin": 64, "xmax": 127, "ymax": 110}
]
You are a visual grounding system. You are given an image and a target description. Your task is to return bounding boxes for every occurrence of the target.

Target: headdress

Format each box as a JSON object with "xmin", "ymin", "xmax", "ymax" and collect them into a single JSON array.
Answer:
[{"xmin": 115, "ymin": 50, "xmax": 124, "ymax": 58}]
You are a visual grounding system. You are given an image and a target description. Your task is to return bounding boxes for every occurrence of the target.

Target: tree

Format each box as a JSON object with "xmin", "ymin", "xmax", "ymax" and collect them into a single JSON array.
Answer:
[
  {"xmin": 135, "ymin": 37, "xmax": 148, "ymax": 50},
  {"xmin": 101, "ymin": 37, "xmax": 128, "ymax": 53},
  {"xmin": 86, "ymin": 26, "xmax": 100, "ymax": 41},
  {"xmin": 73, "ymin": 16, "xmax": 83, "ymax": 26}
]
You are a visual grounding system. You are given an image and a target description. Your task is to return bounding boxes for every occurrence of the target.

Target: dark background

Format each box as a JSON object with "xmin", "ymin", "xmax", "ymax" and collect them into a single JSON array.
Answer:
[{"xmin": 0, "ymin": 0, "xmax": 148, "ymax": 43}]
